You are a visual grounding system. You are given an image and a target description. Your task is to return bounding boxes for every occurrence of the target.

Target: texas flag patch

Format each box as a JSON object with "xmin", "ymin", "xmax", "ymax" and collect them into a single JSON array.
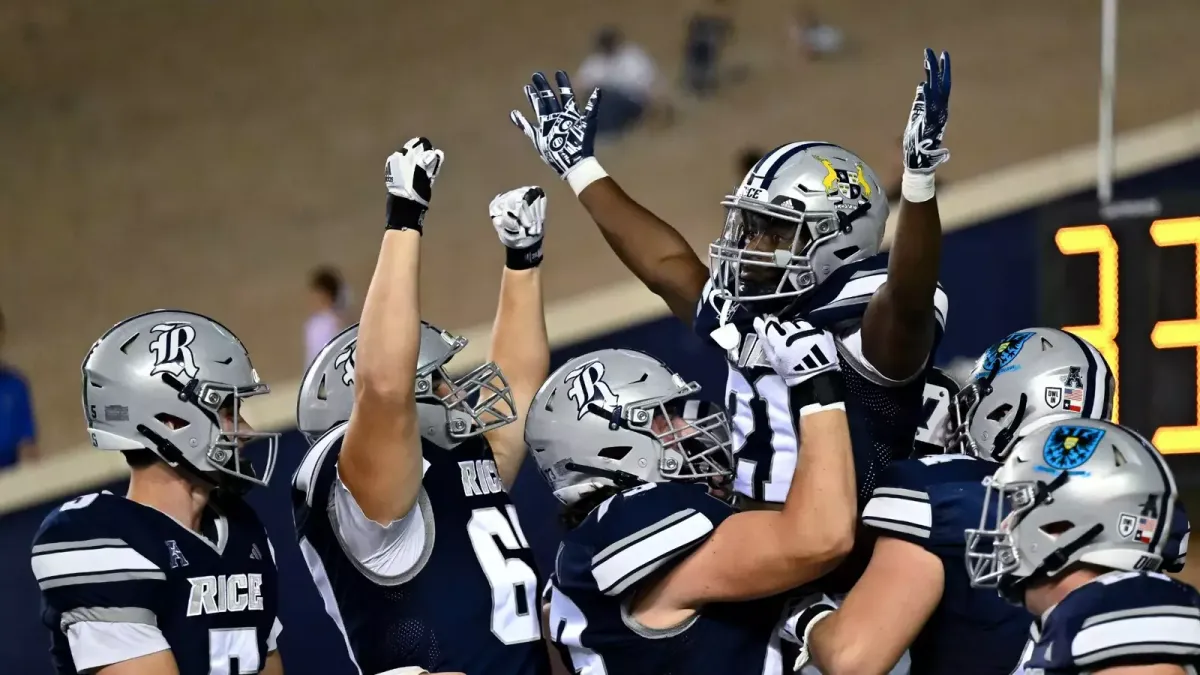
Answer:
[
  {"xmin": 1063, "ymin": 388, "xmax": 1084, "ymax": 413},
  {"xmin": 1135, "ymin": 516, "xmax": 1158, "ymax": 545}
]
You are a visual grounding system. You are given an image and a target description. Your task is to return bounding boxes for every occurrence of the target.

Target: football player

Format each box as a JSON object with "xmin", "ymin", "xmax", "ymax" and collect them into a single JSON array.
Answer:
[
  {"xmin": 787, "ymin": 327, "xmax": 1190, "ymax": 675},
  {"xmin": 968, "ymin": 418, "xmax": 1200, "ymax": 674},
  {"xmin": 530, "ymin": 315, "xmax": 859, "ymax": 673},
  {"xmin": 510, "ymin": 49, "xmax": 953, "ymax": 518},
  {"xmin": 32, "ymin": 311, "xmax": 285, "ymax": 675},
  {"xmin": 290, "ymin": 143, "xmax": 553, "ymax": 675}
]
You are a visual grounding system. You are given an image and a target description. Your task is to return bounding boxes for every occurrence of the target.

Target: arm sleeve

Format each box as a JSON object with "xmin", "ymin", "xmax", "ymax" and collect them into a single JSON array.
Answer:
[
  {"xmin": 330, "ymin": 467, "xmax": 431, "ymax": 578},
  {"xmin": 66, "ymin": 621, "xmax": 171, "ymax": 672},
  {"xmin": 860, "ymin": 460, "xmax": 933, "ymax": 545}
]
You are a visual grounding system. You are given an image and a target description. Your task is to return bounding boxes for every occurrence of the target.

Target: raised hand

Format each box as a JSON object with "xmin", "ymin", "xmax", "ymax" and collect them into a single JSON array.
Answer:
[
  {"xmin": 384, "ymin": 137, "xmax": 445, "ymax": 232},
  {"xmin": 489, "ymin": 186, "xmax": 547, "ymax": 270},
  {"xmin": 510, "ymin": 71, "xmax": 601, "ymax": 183},
  {"xmin": 902, "ymin": 48, "xmax": 952, "ymax": 176}
]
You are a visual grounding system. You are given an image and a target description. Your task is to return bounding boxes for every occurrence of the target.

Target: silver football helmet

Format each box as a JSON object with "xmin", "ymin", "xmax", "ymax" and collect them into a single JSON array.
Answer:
[
  {"xmin": 82, "ymin": 310, "xmax": 279, "ymax": 489},
  {"xmin": 944, "ymin": 327, "xmax": 1114, "ymax": 462},
  {"xmin": 526, "ymin": 349, "xmax": 732, "ymax": 505},
  {"xmin": 966, "ymin": 419, "xmax": 1178, "ymax": 604},
  {"xmin": 709, "ymin": 142, "xmax": 890, "ymax": 304},
  {"xmin": 295, "ymin": 322, "xmax": 515, "ymax": 447}
]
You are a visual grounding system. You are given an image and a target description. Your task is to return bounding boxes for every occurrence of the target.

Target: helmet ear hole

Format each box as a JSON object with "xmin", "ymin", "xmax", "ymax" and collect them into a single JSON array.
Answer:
[
  {"xmin": 1040, "ymin": 520, "xmax": 1075, "ymax": 537},
  {"xmin": 833, "ymin": 246, "xmax": 859, "ymax": 260},
  {"xmin": 155, "ymin": 413, "xmax": 191, "ymax": 431}
]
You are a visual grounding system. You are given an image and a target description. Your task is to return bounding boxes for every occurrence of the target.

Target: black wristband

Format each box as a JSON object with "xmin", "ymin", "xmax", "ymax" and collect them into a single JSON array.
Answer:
[
  {"xmin": 788, "ymin": 370, "xmax": 846, "ymax": 412},
  {"xmin": 386, "ymin": 194, "xmax": 426, "ymax": 233},
  {"xmin": 505, "ymin": 240, "xmax": 544, "ymax": 270}
]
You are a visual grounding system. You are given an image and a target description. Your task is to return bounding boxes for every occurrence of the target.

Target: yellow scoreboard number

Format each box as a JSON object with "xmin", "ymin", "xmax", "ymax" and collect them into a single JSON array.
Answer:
[{"xmin": 1054, "ymin": 216, "xmax": 1200, "ymax": 454}]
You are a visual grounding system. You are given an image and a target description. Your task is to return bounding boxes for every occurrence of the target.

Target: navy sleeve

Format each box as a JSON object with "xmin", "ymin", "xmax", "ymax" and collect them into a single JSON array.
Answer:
[
  {"xmin": 31, "ymin": 495, "xmax": 166, "ymax": 631},
  {"xmin": 1027, "ymin": 571, "xmax": 1200, "ymax": 672},
  {"xmin": 861, "ymin": 458, "xmax": 936, "ymax": 546},
  {"xmin": 291, "ymin": 423, "xmax": 345, "ymax": 537},
  {"xmin": 560, "ymin": 482, "xmax": 733, "ymax": 597}
]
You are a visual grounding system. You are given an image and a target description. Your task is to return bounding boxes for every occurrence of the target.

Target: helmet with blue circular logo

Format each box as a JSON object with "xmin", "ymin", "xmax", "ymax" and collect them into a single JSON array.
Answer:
[{"xmin": 966, "ymin": 418, "xmax": 1178, "ymax": 604}]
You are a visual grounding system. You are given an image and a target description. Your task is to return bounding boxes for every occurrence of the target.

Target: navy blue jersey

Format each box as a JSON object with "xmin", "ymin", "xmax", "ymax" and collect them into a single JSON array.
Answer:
[
  {"xmin": 32, "ymin": 491, "xmax": 280, "ymax": 675},
  {"xmin": 696, "ymin": 257, "xmax": 950, "ymax": 504},
  {"xmin": 548, "ymin": 481, "xmax": 798, "ymax": 675},
  {"xmin": 861, "ymin": 454, "xmax": 1031, "ymax": 675},
  {"xmin": 1017, "ymin": 570, "xmax": 1200, "ymax": 673},
  {"xmin": 292, "ymin": 423, "xmax": 550, "ymax": 675}
]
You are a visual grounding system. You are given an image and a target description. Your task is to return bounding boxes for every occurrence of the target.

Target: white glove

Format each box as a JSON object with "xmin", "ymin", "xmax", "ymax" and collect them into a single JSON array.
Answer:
[
  {"xmin": 752, "ymin": 315, "xmax": 840, "ymax": 387},
  {"xmin": 489, "ymin": 186, "xmax": 547, "ymax": 270},
  {"xmin": 384, "ymin": 137, "xmax": 445, "ymax": 231}
]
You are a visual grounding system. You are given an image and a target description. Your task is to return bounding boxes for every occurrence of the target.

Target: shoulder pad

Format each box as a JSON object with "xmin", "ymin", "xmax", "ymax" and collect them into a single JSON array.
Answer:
[
  {"xmin": 1029, "ymin": 571, "xmax": 1200, "ymax": 671},
  {"xmin": 292, "ymin": 422, "xmax": 346, "ymax": 508},
  {"xmin": 32, "ymin": 494, "xmax": 166, "ymax": 612},
  {"xmin": 862, "ymin": 455, "xmax": 993, "ymax": 550},
  {"xmin": 560, "ymin": 482, "xmax": 732, "ymax": 597}
]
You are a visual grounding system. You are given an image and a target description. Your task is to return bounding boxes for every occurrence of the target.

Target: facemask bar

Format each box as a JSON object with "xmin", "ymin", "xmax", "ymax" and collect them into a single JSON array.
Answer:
[
  {"xmin": 943, "ymin": 382, "xmax": 983, "ymax": 456},
  {"xmin": 709, "ymin": 205, "xmax": 842, "ymax": 303},
  {"xmin": 418, "ymin": 360, "xmax": 516, "ymax": 439},
  {"xmin": 193, "ymin": 380, "xmax": 280, "ymax": 489},
  {"xmin": 965, "ymin": 476, "xmax": 1034, "ymax": 590}
]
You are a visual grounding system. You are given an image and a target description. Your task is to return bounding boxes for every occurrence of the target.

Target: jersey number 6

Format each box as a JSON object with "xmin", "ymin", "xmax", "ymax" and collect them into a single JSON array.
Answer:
[{"xmin": 467, "ymin": 505, "xmax": 542, "ymax": 645}]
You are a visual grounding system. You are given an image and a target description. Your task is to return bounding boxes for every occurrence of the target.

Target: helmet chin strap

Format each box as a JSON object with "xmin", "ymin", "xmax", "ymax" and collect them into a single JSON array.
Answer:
[{"xmin": 563, "ymin": 462, "xmax": 646, "ymax": 490}]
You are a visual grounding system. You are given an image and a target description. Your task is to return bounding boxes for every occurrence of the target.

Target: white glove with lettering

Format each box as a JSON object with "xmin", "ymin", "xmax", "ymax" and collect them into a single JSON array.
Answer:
[
  {"xmin": 489, "ymin": 186, "xmax": 547, "ymax": 270},
  {"xmin": 752, "ymin": 315, "xmax": 840, "ymax": 387},
  {"xmin": 384, "ymin": 137, "xmax": 445, "ymax": 232}
]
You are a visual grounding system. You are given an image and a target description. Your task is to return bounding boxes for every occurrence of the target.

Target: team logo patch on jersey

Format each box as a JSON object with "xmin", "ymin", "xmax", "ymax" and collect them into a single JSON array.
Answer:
[
  {"xmin": 166, "ymin": 539, "xmax": 189, "ymax": 568},
  {"xmin": 1044, "ymin": 387, "xmax": 1063, "ymax": 408},
  {"xmin": 149, "ymin": 322, "xmax": 200, "ymax": 380},
  {"xmin": 565, "ymin": 360, "xmax": 618, "ymax": 420},
  {"xmin": 977, "ymin": 331, "xmax": 1035, "ymax": 378},
  {"xmin": 1042, "ymin": 425, "xmax": 1105, "ymax": 471},
  {"xmin": 1118, "ymin": 512, "xmax": 1138, "ymax": 539},
  {"xmin": 334, "ymin": 344, "xmax": 356, "ymax": 386}
]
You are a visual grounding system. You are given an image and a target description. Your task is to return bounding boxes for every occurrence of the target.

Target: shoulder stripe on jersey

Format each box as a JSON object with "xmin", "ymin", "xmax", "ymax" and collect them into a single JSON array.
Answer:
[
  {"xmin": 808, "ymin": 274, "xmax": 948, "ymax": 330},
  {"xmin": 591, "ymin": 510, "xmax": 715, "ymax": 596},
  {"xmin": 1072, "ymin": 611, "xmax": 1200, "ymax": 667},
  {"xmin": 60, "ymin": 606, "xmax": 158, "ymax": 628},
  {"xmin": 861, "ymin": 488, "xmax": 932, "ymax": 539},
  {"xmin": 32, "ymin": 545, "xmax": 163, "ymax": 590},
  {"xmin": 32, "ymin": 537, "xmax": 128, "ymax": 555},
  {"xmin": 293, "ymin": 424, "xmax": 345, "ymax": 506}
]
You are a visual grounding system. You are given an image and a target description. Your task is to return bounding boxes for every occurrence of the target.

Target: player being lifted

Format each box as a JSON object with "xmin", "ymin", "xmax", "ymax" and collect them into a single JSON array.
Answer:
[
  {"xmin": 291, "ymin": 138, "xmax": 553, "ymax": 675},
  {"xmin": 511, "ymin": 49, "xmax": 953, "ymax": 520},
  {"xmin": 32, "ymin": 311, "xmax": 285, "ymax": 675},
  {"xmin": 786, "ymin": 327, "xmax": 1190, "ymax": 675},
  {"xmin": 530, "ymin": 313, "xmax": 858, "ymax": 673},
  {"xmin": 969, "ymin": 418, "xmax": 1200, "ymax": 674}
]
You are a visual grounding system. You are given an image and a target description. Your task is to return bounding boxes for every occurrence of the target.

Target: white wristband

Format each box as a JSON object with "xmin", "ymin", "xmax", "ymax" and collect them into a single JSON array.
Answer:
[
  {"xmin": 901, "ymin": 170, "xmax": 936, "ymax": 203},
  {"xmin": 565, "ymin": 157, "xmax": 608, "ymax": 196},
  {"xmin": 799, "ymin": 401, "xmax": 846, "ymax": 417}
]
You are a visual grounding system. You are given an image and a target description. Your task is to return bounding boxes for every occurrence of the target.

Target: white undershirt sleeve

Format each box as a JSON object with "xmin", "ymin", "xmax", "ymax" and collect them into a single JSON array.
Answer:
[
  {"xmin": 331, "ymin": 465, "xmax": 430, "ymax": 578},
  {"xmin": 66, "ymin": 621, "xmax": 171, "ymax": 673}
]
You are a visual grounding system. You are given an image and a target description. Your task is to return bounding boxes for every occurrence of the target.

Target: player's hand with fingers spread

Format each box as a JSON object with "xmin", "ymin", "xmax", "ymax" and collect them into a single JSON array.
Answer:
[
  {"xmin": 489, "ymin": 186, "xmax": 548, "ymax": 270},
  {"xmin": 510, "ymin": 70, "xmax": 608, "ymax": 196},
  {"xmin": 901, "ymin": 48, "xmax": 951, "ymax": 202},
  {"xmin": 752, "ymin": 315, "xmax": 840, "ymax": 387},
  {"xmin": 384, "ymin": 137, "xmax": 446, "ymax": 233}
]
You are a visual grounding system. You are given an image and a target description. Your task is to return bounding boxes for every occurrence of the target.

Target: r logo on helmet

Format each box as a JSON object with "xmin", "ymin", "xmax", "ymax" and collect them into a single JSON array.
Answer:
[
  {"xmin": 565, "ymin": 360, "xmax": 617, "ymax": 420},
  {"xmin": 335, "ymin": 344, "xmax": 356, "ymax": 386},
  {"xmin": 149, "ymin": 322, "xmax": 199, "ymax": 380}
]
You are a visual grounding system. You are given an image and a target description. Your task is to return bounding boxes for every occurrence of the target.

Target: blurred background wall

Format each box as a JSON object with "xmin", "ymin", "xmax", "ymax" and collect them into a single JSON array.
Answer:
[{"xmin": 2, "ymin": 1, "xmax": 1200, "ymax": 673}]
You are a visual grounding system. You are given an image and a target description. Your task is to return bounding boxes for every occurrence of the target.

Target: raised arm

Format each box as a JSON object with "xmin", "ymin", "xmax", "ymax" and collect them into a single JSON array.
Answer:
[
  {"xmin": 633, "ymin": 318, "xmax": 857, "ymax": 626},
  {"xmin": 339, "ymin": 138, "xmax": 445, "ymax": 524},
  {"xmin": 482, "ymin": 186, "xmax": 551, "ymax": 487},
  {"xmin": 861, "ymin": 49, "xmax": 951, "ymax": 380},
  {"xmin": 510, "ymin": 70, "xmax": 709, "ymax": 325}
]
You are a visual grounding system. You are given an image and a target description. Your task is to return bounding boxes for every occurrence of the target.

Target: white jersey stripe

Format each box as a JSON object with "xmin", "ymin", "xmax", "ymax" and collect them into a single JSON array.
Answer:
[
  {"xmin": 592, "ymin": 512, "xmax": 714, "ymax": 595},
  {"xmin": 32, "ymin": 546, "xmax": 160, "ymax": 582},
  {"xmin": 862, "ymin": 496, "xmax": 933, "ymax": 529},
  {"xmin": 1072, "ymin": 614, "xmax": 1200, "ymax": 665}
]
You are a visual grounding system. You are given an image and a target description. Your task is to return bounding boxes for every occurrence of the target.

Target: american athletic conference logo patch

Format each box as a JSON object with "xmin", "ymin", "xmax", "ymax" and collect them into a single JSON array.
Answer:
[{"xmin": 1042, "ymin": 425, "xmax": 1105, "ymax": 471}]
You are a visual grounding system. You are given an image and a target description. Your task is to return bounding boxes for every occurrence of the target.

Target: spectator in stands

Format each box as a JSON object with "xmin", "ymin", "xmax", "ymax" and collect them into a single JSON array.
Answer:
[
  {"xmin": 789, "ymin": 4, "xmax": 843, "ymax": 61},
  {"xmin": 305, "ymin": 266, "xmax": 348, "ymax": 367},
  {"xmin": 683, "ymin": 0, "xmax": 734, "ymax": 96},
  {"xmin": 0, "ymin": 307, "xmax": 37, "ymax": 468},
  {"xmin": 577, "ymin": 27, "xmax": 660, "ymax": 136}
]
